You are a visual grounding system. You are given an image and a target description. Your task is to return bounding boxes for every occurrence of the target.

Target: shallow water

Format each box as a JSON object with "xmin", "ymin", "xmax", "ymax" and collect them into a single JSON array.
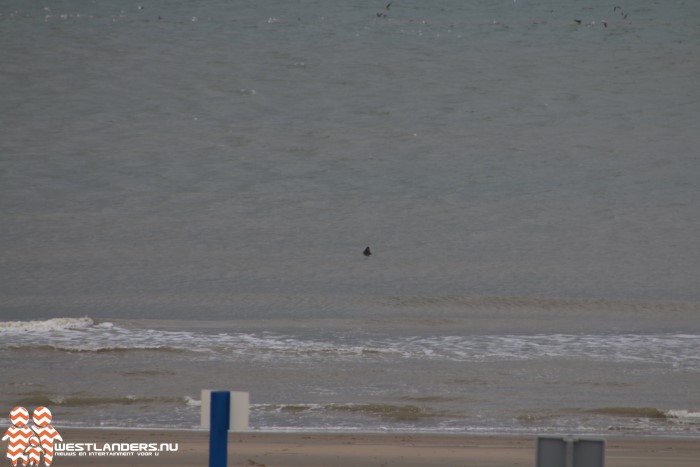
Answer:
[{"xmin": 2, "ymin": 303, "xmax": 699, "ymax": 436}]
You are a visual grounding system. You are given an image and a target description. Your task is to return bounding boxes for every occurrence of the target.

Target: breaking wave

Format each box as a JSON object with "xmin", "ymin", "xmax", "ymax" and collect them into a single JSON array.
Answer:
[
  {"xmin": 0, "ymin": 317, "xmax": 99, "ymax": 332},
  {"xmin": 0, "ymin": 317, "xmax": 396, "ymax": 356},
  {"xmin": 666, "ymin": 410, "xmax": 700, "ymax": 425},
  {"xmin": 2, "ymin": 318, "xmax": 699, "ymax": 370},
  {"xmin": 260, "ymin": 403, "xmax": 444, "ymax": 422},
  {"xmin": 13, "ymin": 394, "xmax": 191, "ymax": 408},
  {"xmin": 0, "ymin": 317, "xmax": 190, "ymax": 352}
]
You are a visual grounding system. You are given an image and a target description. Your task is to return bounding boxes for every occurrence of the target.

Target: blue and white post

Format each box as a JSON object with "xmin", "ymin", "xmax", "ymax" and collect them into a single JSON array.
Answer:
[
  {"xmin": 201, "ymin": 389, "xmax": 250, "ymax": 467},
  {"xmin": 209, "ymin": 391, "xmax": 230, "ymax": 467}
]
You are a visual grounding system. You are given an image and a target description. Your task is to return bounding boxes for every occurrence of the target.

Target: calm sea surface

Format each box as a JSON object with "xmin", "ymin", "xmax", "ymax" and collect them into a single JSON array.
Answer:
[{"xmin": 2, "ymin": 0, "xmax": 699, "ymax": 436}]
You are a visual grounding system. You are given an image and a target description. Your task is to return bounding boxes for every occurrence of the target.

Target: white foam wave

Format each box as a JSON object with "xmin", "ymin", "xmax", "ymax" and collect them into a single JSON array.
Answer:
[
  {"xmin": 184, "ymin": 396, "xmax": 201, "ymax": 407},
  {"xmin": 666, "ymin": 410, "xmax": 700, "ymax": 424},
  {"xmin": 390, "ymin": 333, "xmax": 700, "ymax": 369},
  {"xmin": 0, "ymin": 317, "xmax": 97, "ymax": 332},
  {"xmin": 0, "ymin": 317, "xmax": 394, "ymax": 356},
  {"xmin": 221, "ymin": 333, "xmax": 396, "ymax": 358},
  {"xmin": 2, "ymin": 318, "xmax": 698, "ymax": 370},
  {"xmin": 0, "ymin": 317, "xmax": 182, "ymax": 352}
]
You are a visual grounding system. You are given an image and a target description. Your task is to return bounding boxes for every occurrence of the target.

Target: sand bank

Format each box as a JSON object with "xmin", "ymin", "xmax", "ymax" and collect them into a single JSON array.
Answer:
[{"xmin": 52, "ymin": 429, "xmax": 699, "ymax": 467}]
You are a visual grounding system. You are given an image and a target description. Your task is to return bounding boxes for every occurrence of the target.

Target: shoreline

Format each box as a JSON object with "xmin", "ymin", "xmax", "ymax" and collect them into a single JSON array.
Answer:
[
  {"xmin": 51, "ymin": 428, "xmax": 700, "ymax": 467},
  {"xmin": 54, "ymin": 425, "xmax": 700, "ymax": 439}
]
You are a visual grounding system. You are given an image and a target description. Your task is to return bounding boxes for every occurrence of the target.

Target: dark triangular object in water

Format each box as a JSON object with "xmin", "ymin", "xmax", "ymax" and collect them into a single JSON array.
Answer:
[{"xmin": 363, "ymin": 246, "xmax": 372, "ymax": 256}]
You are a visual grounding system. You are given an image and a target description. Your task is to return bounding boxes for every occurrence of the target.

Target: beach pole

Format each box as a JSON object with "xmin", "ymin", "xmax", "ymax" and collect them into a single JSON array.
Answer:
[{"xmin": 209, "ymin": 391, "xmax": 230, "ymax": 467}]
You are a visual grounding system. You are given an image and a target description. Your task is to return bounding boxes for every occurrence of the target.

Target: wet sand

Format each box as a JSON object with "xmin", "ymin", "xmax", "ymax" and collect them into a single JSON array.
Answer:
[{"xmin": 53, "ymin": 429, "xmax": 700, "ymax": 466}]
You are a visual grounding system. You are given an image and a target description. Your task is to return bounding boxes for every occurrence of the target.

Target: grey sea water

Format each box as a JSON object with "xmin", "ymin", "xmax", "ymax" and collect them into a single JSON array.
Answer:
[{"xmin": 2, "ymin": 0, "xmax": 700, "ymax": 436}]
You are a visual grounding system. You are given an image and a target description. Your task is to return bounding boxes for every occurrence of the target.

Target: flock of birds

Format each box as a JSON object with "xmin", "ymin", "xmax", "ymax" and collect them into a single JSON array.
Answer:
[
  {"xmin": 574, "ymin": 5, "xmax": 630, "ymax": 28},
  {"xmin": 375, "ymin": 2, "xmax": 631, "ymax": 29}
]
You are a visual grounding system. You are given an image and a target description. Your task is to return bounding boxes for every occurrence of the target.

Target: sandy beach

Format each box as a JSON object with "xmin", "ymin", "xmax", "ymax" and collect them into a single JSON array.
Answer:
[{"xmin": 51, "ymin": 429, "xmax": 699, "ymax": 467}]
